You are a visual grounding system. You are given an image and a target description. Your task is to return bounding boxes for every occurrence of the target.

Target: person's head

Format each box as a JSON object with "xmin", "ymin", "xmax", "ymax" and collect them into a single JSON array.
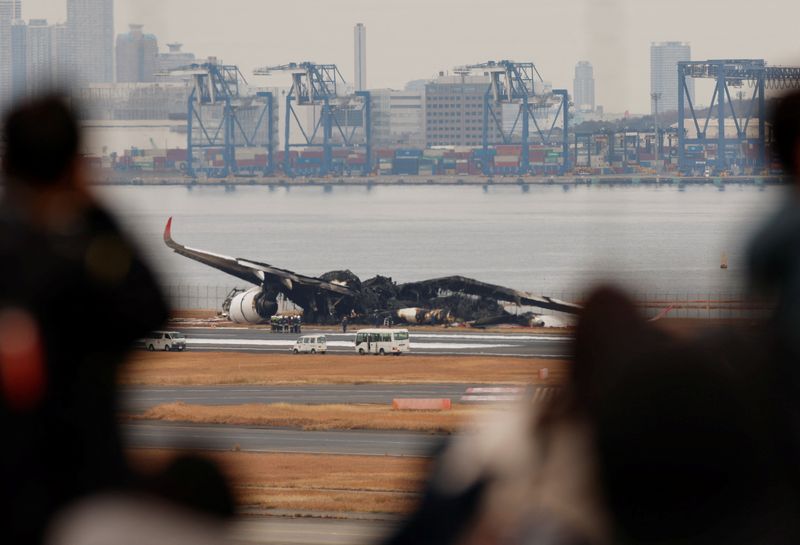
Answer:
[
  {"xmin": 2, "ymin": 94, "xmax": 82, "ymax": 192},
  {"xmin": 770, "ymin": 90, "xmax": 800, "ymax": 180}
]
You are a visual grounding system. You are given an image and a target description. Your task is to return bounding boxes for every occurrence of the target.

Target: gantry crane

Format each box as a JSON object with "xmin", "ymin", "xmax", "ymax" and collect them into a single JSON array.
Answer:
[
  {"xmin": 159, "ymin": 62, "xmax": 277, "ymax": 177},
  {"xmin": 454, "ymin": 60, "xmax": 570, "ymax": 175},
  {"xmin": 678, "ymin": 59, "xmax": 800, "ymax": 174},
  {"xmin": 253, "ymin": 62, "xmax": 372, "ymax": 177}
]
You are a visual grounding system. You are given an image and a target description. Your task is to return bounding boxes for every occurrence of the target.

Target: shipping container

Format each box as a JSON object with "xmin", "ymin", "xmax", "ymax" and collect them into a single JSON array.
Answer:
[
  {"xmin": 166, "ymin": 149, "xmax": 188, "ymax": 162},
  {"xmin": 395, "ymin": 149, "xmax": 423, "ymax": 158},
  {"xmin": 496, "ymin": 145, "xmax": 522, "ymax": 155},
  {"xmin": 495, "ymin": 155, "xmax": 520, "ymax": 163},
  {"xmin": 393, "ymin": 157, "xmax": 419, "ymax": 175}
]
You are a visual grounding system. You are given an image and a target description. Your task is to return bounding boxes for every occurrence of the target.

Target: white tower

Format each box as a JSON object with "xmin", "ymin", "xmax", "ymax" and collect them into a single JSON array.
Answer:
[{"xmin": 354, "ymin": 23, "xmax": 366, "ymax": 92}]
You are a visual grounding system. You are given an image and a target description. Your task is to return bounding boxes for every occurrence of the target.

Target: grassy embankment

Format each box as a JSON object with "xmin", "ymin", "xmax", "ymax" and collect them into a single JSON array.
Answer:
[{"xmin": 130, "ymin": 448, "xmax": 428, "ymax": 514}]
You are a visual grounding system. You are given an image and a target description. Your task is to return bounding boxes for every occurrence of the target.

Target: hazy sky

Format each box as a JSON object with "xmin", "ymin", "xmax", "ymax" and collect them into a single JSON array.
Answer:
[{"xmin": 22, "ymin": 0, "xmax": 800, "ymax": 113}]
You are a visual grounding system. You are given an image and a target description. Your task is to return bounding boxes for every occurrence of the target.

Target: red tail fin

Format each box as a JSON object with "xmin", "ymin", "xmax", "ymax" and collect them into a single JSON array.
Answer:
[{"xmin": 163, "ymin": 217, "xmax": 173, "ymax": 243}]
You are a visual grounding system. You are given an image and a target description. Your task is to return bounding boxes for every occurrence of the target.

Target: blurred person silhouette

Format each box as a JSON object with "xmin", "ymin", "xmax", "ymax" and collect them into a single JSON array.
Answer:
[
  {"xmin": 572, "ymin": 288, "xmax": 792, "ymax": 545},
  {"xmin": 748, "ymin": 88, "xmax": 800, "ymax": 515},
  {"xmin": 749, "ymin": 89, "xmax": 800, "ymax": 353},
  {"xmin": 0, "ymin": 95, "xmax": 232, "ymax": 545},
  {"xmin": 383, "ymin": 287, "xmax": 792, "ymax": 545}
]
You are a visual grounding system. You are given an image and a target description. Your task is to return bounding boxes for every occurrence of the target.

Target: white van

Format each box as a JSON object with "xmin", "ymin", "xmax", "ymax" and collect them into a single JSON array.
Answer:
[
  {"xmin": 292, "ymin": 335, "xmax": 327, "ymax": 354},
  {"xmin": 144, "ymin": 331, "xmax": 187, "ymax": 352},
  {"xmin": 354, "ymin": 329, "xmax": 410, "ymax": 356}
]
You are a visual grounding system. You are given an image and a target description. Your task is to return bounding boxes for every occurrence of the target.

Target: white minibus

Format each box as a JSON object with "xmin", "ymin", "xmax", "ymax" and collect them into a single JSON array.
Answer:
[{"xmin": 354, "ymin": 329, "xmax": 410, "ymax": 356}]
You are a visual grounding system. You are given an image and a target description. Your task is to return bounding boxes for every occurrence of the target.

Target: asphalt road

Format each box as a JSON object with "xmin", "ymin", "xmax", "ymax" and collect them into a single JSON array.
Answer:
[
  {"xmin": 167, "ymin": 328, "xmax": 572, "ymax": 358},
  {"xmin": 121, "ymin": 383, "xmax": 550, "ymax": 411},
  {"xmin": 124, "ymin": 422, "xmax": 446, "ymax": 456},
  {"xmin": 232, "ymin": 517, "xmax": 395, "ymax": 545}
]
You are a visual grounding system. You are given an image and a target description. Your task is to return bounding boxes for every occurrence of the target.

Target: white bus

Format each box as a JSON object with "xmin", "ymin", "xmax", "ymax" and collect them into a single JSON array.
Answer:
[{"xmin": 354, "ymin": 328, "xmax": 410, "ymax": 356}]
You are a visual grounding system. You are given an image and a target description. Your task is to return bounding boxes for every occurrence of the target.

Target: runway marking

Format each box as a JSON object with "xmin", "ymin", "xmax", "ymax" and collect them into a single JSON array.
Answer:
[
  {"xmin": 465, "ymin": 387, "xmax": 526, "ymax": 394},
  {"xmin": 187, "ymin": 338, "xmax": 517, "ymax": 350},
  {"xmin": 176, "ymin": 346, "xmax": 567, "ymax": 358},
  {"xmin": 183, "ymin": 329, "xmax": 570, "ymax": 343},
  {"xmin": 357, "ymin": 333, "xmax": 569, "ymax": 342}
]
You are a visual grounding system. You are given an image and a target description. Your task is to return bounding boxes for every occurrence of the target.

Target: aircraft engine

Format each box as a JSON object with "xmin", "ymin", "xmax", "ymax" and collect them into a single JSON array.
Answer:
[
  {"xmin": 396, "ymin": 308, "xmax": 452, "ymax": 325},
  {"xmin": 396, "ymin": 307, "xmax": 425, "ymax": 324},
  {"xmin": 227, "ymin": 287, "xmax": 278, "ymax": 324}
]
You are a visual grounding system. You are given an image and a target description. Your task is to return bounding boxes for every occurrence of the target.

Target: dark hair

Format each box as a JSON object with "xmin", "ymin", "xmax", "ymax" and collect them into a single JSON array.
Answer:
[
  {"xmin": 770, "ymin": 90, "xmax": 800, "ymax": 174},
  {"xmin": 2, "ymin": 95, "xmax": 81, "ymax": 186}
]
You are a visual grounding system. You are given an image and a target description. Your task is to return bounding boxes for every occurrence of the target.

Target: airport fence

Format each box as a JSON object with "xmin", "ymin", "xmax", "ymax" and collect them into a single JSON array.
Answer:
[
  {"xmin": 164, "ymin": 284, "xmax": 770, "ymax": 321},
  {"xmin": 163, "ymin": 284, "xmax": 299, "ymax": 315},
  {"xmin": 164, "ymin": 284, "xmax": 237, "ymax": 312}
]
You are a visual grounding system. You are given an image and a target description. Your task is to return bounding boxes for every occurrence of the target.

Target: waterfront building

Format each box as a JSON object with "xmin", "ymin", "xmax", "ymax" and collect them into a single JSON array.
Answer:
[
  {"xmin": 425, "ymin": 74, "xmax": 496, "ymax": 147},
  {"xmin": 370, "ymin": 89, "xmax": 425, "ymax": 148}
]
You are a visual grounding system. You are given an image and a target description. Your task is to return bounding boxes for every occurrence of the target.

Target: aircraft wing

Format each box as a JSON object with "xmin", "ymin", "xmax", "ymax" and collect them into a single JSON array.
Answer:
[
  {"xmin": 397, "ymin": 275, "xmax": 582, "ymax": 314},
  {"xmin": 163, "ymin": 217, "xmax": 356, "ymax": 296}
]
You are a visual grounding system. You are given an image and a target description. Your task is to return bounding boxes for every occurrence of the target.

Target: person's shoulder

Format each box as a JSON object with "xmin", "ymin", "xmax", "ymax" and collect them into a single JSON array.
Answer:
[{"xmin": 84, "ymin": 204, "xmax": 123, "ymax": 233}]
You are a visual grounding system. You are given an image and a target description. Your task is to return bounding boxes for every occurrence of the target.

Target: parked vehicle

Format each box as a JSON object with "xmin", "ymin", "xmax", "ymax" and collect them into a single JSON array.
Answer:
[
  {"xmin": 292, "ymin": 335, "xmax": 327, "ymax": 354},
  {"xmin": 354, "ymin": 328, "xmax": 410, "ymax": 356},
  {"xmin": 144, "ymin": 331, "xmax": 186, "ymax": 352}
]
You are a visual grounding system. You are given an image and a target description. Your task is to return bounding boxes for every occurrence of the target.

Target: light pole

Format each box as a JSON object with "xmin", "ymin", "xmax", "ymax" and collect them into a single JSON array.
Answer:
[{"xmin": 651, "ymin": 92, "xmax": 662, "ymax": 182}]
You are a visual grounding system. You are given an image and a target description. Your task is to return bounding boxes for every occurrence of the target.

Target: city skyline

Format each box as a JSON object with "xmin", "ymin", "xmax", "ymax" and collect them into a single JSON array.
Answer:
[{"xmin": 17, "ymin": 0, "xmax": 800, "ymax": 113}]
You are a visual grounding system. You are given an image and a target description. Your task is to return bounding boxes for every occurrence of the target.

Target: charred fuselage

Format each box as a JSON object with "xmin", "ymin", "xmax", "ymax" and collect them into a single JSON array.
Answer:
[{"xmin": 164, "ymin": 218, "xmax": 580, "ymax": 325}]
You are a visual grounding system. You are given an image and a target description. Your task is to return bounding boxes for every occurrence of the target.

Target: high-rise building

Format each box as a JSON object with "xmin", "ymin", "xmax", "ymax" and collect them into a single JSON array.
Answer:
[
  {"xmin": 354, "ymin": 23, "xmax": 366, "ymax": 92},
  {"xmin": 116, "ymin": 24, "xmax": 158, "ymax": 83},
  {"xmin": 573, "ymin": 61, "xmax": 595, "ymax": 112},
  {"xmin": 425, "ymin": 74, "xmax": 497, "ymax": 147},
  {"xmin": 650, "ymin": 41, "xmax": 694, "ymax": 114},
  {"xmin": 0, "ymin": 1, "xmax": 17, "ymax": 106},
  {"xmin": 67, "ymin": 0, "xmax": 114, "ymax": 84},
  {"xmin": 11, "ymin": 19, "xmax": 27, "ymax": 100},
  {"xmin": 51, "ymin": 23, "xmax": 69, "ymax": 87},
  {"xmin": 27, "ymin": 19, "xmax": 54, "ymax": 95}
]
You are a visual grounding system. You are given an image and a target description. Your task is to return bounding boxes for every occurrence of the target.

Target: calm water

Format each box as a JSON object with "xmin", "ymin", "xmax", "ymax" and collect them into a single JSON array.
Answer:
[{"xmin": 95, "ymin": 184, "xmax": 784, "ymax": 298}]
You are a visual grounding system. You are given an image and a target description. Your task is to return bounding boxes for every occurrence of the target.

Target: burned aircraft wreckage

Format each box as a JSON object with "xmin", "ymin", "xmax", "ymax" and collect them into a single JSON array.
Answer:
[{"xmin": 164, "ymin": 218, "xmax": 580, "ymax": 326}]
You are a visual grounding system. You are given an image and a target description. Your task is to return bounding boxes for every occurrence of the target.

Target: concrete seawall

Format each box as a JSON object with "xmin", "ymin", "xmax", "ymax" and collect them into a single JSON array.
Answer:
[{"xmin": 90, "ymin": 174, "xmax": 788, "ymax": 188}]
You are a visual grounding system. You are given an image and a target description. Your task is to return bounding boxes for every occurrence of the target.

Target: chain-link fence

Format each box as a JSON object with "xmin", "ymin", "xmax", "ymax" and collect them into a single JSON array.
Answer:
[
  {"xmin": 531, "ymin": 290, "xmax": 771, "ymax": 321},
  {"xmin": 164, "ymin": 284, "xmax": 771, "ymax": 321},
  {"xmin": 163, "ymin": 285, "xmax": 238, "ymax": 312},
  {"xmin": 163, "ymin": 285, "xmax": 300, "ymax": 315}
]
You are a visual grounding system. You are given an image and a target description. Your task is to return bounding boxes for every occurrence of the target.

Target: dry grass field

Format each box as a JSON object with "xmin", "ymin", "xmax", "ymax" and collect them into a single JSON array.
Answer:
[
  {"xmin": 132, "ymin": 402, "xmax": 502, "ymax": 433},
  {"xmin": 129, "ymin": 449, "xmax": 428, "ymax": 514},
  {"xmin": 119, "ymin": 352, "xmax": 567, "ymax": 386}
]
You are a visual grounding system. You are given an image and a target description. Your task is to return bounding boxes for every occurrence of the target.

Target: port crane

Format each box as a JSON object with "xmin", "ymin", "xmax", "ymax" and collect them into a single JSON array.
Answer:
[
  {"xmin": 254, "ymin": 62, "xmax": 372, "ymax": 177},
  {"xmin": 455, "ymin": 60, "xmax": 570, "ymax": 175},
  {"xmin": 159, "ymin": 62, "xmax": 277, "ymax": 177},
  {"xmin": 678, "ymin": 59, "xmax": 800, "ymax": 174}
]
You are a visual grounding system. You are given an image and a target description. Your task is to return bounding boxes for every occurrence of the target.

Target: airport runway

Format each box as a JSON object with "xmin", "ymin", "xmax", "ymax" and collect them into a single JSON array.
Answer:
[
  {"xmin": 232, "ymin": 517, "xmax": 394, "ymax": 545},
  {"xmin": 124, "ymin": 422, "xmax": 445, "ymax": 456},
  {"xmin": 121, "ymin": 383, "xmax": 556, "ymax": 411},
  {"xmin": 169, "ymin": 328, "xmax": 572, "ymax": 358}
]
